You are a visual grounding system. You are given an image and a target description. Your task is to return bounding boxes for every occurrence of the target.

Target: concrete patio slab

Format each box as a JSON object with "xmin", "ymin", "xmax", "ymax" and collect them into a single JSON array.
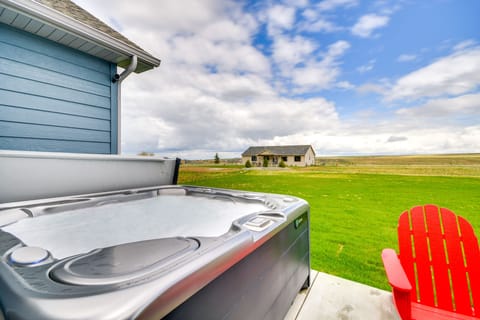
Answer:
[{"xmin": 285, "ymin": 270, "xmax": 400, "ymax": 320}]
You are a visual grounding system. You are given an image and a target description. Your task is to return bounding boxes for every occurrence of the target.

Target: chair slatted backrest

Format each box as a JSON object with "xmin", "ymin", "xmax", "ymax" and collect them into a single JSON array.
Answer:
[{"xmin": 397, "ymin": 205, "xmax": 480, "ymax": 317}]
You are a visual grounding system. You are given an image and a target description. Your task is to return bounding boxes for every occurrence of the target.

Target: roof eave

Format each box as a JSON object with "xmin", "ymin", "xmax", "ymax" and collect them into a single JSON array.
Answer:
[{"xmin": 1, "ymin": 0, "xmax": 160, "ymax": 73}]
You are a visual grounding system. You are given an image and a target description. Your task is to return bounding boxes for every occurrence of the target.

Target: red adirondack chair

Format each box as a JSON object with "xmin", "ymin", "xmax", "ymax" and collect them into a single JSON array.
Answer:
[{"xmin": 382, "ymin": 205, "xmax": 480, "ymax": 319}]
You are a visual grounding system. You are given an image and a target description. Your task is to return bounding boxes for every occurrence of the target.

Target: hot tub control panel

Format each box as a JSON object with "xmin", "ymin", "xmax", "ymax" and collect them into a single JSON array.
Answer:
[{"xmin": 244, "ymin": 216, "xmax": 274, "ymax": 231}]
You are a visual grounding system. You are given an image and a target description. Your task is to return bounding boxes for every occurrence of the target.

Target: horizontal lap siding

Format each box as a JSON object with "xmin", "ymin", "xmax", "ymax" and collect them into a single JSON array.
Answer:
[
  {"xmin": 0, "ymin": 24, "xmax": 117, "ymax": 154},
  {"xmin": 0, "ymin": 137, "xmax": 109, "ymax": 154}
]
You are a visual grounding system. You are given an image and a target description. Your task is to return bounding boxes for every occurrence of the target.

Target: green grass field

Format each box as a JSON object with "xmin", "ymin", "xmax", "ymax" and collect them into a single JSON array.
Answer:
[{"xmin": 178, "ymin": 155, "xmax": 480, "ymax": 290}]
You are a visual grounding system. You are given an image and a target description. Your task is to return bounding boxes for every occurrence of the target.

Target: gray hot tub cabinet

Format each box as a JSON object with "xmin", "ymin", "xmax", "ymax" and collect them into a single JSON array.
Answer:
[
  {"xmin": 162, "ymin": 209, "xmax": 310, "ymax": 320},
  {"xmin": 0, "ymin": 151, "xmax": 310, "ymax": 320}
]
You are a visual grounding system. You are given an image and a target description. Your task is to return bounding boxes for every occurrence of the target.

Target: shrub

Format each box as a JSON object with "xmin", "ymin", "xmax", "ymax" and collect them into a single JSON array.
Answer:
[
  {"xmin": 263, "ymin": 158, "xmax": 269, "ymax": 167},
  {"xmin": 245, "ymin": 160, "xmax": 252, "ymax": 168},
  {"xmin": 279, "ymin": 159, "xmax": 286, "ymax": 168}
]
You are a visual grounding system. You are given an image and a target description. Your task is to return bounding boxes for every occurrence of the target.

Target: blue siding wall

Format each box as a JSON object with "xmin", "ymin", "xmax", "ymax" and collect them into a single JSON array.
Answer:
[{"xmin": 0, "ymin": 24, "xmax": 118, "ymax": 154}]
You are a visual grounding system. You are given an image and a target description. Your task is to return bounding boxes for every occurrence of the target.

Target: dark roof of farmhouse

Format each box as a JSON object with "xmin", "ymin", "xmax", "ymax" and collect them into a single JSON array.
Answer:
[{"xmin": 242, "ymin": 145, "xmax": 315, "ymax": 157}]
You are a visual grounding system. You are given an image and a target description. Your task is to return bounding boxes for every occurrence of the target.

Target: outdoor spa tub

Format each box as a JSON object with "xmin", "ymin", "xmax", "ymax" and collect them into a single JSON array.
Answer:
[{"xmin": 0, "ymin": 151, "xmax": 310, "ymax": 320}]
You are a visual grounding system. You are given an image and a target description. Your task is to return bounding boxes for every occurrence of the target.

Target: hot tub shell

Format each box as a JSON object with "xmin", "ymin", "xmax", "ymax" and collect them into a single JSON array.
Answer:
[{"xmin": 0, "ymin": 152, "xmax": 310, "ymax": 320}]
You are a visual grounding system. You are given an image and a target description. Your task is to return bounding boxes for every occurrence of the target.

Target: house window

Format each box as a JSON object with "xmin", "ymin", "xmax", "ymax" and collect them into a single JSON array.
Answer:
[
  {"xmin": 251, "ymin": 156, "xmax": 257, "ymax": 162},
  {"xmin": 294, "ymin": 155, "xmax": 301, "ymax": 162},
  {"xmin": 281, "ymin": 156, "xmax": 288, "ymax": 162}
]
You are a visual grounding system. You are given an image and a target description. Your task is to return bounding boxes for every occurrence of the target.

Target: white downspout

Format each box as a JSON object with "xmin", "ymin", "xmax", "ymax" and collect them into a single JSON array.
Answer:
[{"xmin": 112, "ymin": 55, "xmax": 138, "ymax": 154}]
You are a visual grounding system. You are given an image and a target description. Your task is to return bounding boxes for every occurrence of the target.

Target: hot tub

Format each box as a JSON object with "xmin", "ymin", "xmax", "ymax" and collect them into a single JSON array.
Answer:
[{"xmin": 0, "ymin": 152, "xmax": 310, "ymax": 320}]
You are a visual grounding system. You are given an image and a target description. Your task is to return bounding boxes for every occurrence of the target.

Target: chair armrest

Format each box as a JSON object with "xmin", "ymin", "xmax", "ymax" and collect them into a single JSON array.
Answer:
[
  {"xmin": 382, "ymin": 248, "xmax": 412, "ymax": 320},
  {"xmin": 382, "ymin": 248, "xmax": 412, "ymax": 292}
]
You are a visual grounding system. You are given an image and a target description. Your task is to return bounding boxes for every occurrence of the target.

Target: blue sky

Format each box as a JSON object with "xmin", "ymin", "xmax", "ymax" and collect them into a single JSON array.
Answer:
[{"xmin": 74, "ymin": 0, "xmax": 480, "ymax": 159}]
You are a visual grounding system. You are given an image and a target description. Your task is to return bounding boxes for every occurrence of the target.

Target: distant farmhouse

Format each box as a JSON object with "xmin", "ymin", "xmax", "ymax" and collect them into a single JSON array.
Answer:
[
  {"xmin": 0, "ymin": 0, "xmax": 160, "ymax": 154},
  {"xmin": 242, "ymin": 145, "xmax": 316, "ymax": 167}
]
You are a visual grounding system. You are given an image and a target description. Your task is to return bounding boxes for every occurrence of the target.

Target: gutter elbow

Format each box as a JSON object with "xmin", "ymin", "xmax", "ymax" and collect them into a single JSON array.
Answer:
[{"xmin": 112, "ymin": 55, "xmax": 138, "ymax": 83}]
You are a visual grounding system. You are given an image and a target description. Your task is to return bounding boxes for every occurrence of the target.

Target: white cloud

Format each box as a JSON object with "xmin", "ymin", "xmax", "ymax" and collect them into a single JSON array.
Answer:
[
  {"xmin": 301, "ymin": 8, "xmax": 317, "ymax": 20},
  {"xmin": 387, "ymin": 46, "xmax": 480, "ymax": 101},
  {"xmin": 357, "ymin": 59, "xmax": 376, "ymax": 73},
  {"xmin": 117, "ymin": 27, "xmax": 341, "ymax": 155},
  {"xmin": 309, "ymin": 126, "xmax": 480, "ymax": 155},
  {"xmin": 351, "ymin": 14, "xmax": 389, "ymax": 38},
  {"xmin": 199, "ymin": 19, "xmax": 252, "ymax": 43},
  {"xmin": 168, "ymin": 35, "xmax": 270, "ymax": 75},
  {"xmin": 373, "ymin": 0, "xmax": 402, "ymax": 16},
  {"xmin": 70, "ymin": 0, "xmax": 295, "ymax": 157},
  {"xmin": 266, "ymin": 5, "xmax": 296, "ymax": 35},
  {"xmin": 72, "ymin": 0, "xmax": 479, "ymax": 158},
  {"xmin": 396, "ymin": 93, "xmax": 480, "ymax": 118},
  {"xmin": 302, "ymin": 17, "xmax": 341, "ymax": 33},
  {"xmin": 297, "ymin": 0, "xmax": 356, "ymax": 33},
  {"xmin": 387, "ymin": 136, "xmax": 407, "ymax": 143},
  {"xmin": 287, "ymin": 0, "xmax": 310, "ymax": 8},
  {"xmin": 397, "ymin": 54, "xmax": 417, "ymax": 62},
  {"xmin": 291, "ymin": 63, "xmax": 340, "ymax": 90},
  {"xmin": 356, "ymin": 83, "xmax": 386, "ymax": 95},
  {"xmin": 453, "ymin": 39, "xmax": 477, "ymax": 52},
  {"xmin": 336, "ymin": 81, "xmax": 355, "ymax": 89},
  {"xmin": 75, "ymin": 0, "xmax": 232, "ymax": 36},
  {"xmin": 288, "ymin": 40, "xmax": 351, "ymax": 91},
  {"xmin": 326, "ymin": 40, "xmax": 351, "ymax": 58},
  {"xmin": 272, "ymin": 35, "xmax": 316, "ymax": 66},
  {"xmin": 122, "ymin": 70, "xmax": 341, "ymax": 155},
  {"xmin": 317, "ymin": 0, "xmax": 358, "ymax": 11}
]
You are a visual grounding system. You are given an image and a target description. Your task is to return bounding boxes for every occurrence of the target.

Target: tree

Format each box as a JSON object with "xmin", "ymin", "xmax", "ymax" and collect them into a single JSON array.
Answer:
[
  {"xmin": 138, "ymin": 151, "xmax": 154, "ymax": 156},
  {"xmin": 214, "ymin": 153, "xmax": 220, "ymax": 164},
  {"xmin": 245, "ymin": 160, "xmax": 252, "ymax": 168}
]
